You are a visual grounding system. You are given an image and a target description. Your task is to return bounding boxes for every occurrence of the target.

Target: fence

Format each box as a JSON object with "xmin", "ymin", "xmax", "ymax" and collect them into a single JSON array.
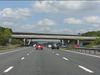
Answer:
[{"xmin": 71, "ymin": 47, "xmax": 100, "ymax": 54}]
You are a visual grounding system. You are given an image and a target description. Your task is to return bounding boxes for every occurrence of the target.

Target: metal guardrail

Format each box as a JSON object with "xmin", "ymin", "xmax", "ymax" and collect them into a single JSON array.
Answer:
[{"xmin": 71, "ymin": 48, "xmax": 100, "ymax": 54}]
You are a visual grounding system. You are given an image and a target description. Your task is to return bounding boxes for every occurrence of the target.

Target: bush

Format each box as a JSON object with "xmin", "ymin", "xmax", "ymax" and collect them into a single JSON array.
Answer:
[
  {"xmin": 0, "ymin": 27, "xmax": 12, "ymax": 45},
  {"xmin": 11, "ymin": 39, "xmax": 23, "ymax": 45}
]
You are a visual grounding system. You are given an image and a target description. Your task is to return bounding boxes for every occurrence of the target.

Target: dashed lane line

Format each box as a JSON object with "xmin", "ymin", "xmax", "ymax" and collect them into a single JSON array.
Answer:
[
  {"xmin": 4, "ymin": 66, "xmax": 14, "ymax": 73},
  {"xmin": 62, "ymin": 57, "xmax": 69, "ymax": 61},
  {"xmin": 56, "ymin": 53, "xmax": 59, "ymax": 56},
  {"xmin": 21, "ymin": 57, "xmax": 25, "ymax": 60},
  {"xmin": 27, "ymin": 53, "xmax": 29, "ymax": 56},
  {"xmin": 78, "ymin": 65, "xmax": 94, "ymax": 73}
]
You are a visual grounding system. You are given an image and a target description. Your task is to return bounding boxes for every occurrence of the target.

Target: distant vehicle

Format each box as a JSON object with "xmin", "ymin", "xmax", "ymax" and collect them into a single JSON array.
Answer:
[
  {"xmin": 35, "ymin": 44, "xmax": 43, "ymax": 50},
  {"xmin": 51, "ymin": 43, "xmax": 59, "ymax": 49},
  {"xmin": 48, "ymin": 44, "xmax": 52, "ymax": 48},
  {"xmin": 33, "ymin": 44, "xmax": 36, "ymax": 47}
]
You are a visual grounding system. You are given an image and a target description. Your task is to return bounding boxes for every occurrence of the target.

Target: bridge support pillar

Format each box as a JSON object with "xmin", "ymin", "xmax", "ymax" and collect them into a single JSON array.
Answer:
[
  {"xmin": 77, "ymin": 40, "xmax": 80, "ymax": 45},
  {"xmin": 76, "ymin": 40, "xmax": 80, "ymax": 47},
  {"xmin": 80, "ymin": 41, "xmax": 83, "ymax": 47},
  {"xmin": 27, "ymin": 39, "xmax": 32, "ymax": 46},
  {"xmin": 23, "ymin": 38, "xmax": 26, "ymax": 46},
  {"xmin": 60, "ymin": 40, "xmax": 64, "ymax": 46},
  {"xmin": 8, "ymin": 38, "xmax": 12, "ymax": 44}
]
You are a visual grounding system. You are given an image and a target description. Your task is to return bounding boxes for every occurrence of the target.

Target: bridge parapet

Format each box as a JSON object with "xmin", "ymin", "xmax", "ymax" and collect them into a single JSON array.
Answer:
[{"xmin": 11, "ymin": 34, "xmax": 97, "ymax": 40}]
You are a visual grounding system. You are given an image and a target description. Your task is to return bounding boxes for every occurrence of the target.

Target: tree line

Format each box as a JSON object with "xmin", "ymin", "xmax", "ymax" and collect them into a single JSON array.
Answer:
[
  {"xmin": 82, "ymin": 31, "xmax": 100, "ymax": 47},
  {"xmin": 0, "ymin": 27, "xmax": 12, "ymax": 45},
  {"xmin": 0, "ymin": 26, "xmax": 23, "ymax": 46}
]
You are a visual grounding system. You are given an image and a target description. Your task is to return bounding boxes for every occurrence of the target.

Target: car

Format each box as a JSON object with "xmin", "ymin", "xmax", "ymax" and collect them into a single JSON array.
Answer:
[
  {"xmin": 48, "ymin": 44, "xmax": 52, "ymax": 48},
  {"xmin": 35, "ymin": 44, "xmax": 43, "ymax": 50},
  {"xmin": 51, "ymin": 43, "xmax": 59, "ymax": 49},
  {"xmin": 33, "ymin": 44, "xmax": 36, "ymax": 47}
]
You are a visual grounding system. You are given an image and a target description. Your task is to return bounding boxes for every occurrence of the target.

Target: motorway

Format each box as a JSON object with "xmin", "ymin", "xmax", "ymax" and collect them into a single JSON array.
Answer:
[{"xmin": 0, "ymin": 47, "xmax": 100, "ymax": 75}]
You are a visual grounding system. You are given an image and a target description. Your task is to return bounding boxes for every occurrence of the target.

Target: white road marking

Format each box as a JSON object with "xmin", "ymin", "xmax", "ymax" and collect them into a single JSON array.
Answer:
[
  {"xmin": 0, "ymin": 47, "xmax": 32, "ymax": 56},
  {"xmin": 0, "ymin": 49, "xmax": 23, "ymax": 55},
  {"xmin": 21, "ymin": 57, "xmax": 25, "ymax": 60},
  {"xmin": 62, "ymin": 57, "xmax": 69, "ymax": 61},
  {"xmin": 27, "ymin": 53, "xmax": 29, "ymax": 56},
  {"xmin": 4, "ymin": 66, "xmax": 14, "ymax": 73},
  {"xmin": 56, "ymin": 53, "xmax": 59, "ymax": 56},
  {"xmin": 78, "ymin": 65, "xmax": 94, "ymax": 73},
  {"xmin": 63, "ymin": 50, "xmax": 100, "ymax": 59}
]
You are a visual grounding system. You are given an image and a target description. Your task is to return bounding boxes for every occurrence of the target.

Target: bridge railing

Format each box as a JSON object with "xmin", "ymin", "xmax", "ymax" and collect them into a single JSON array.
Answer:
[{"xmin": 71, "ymin": 47, "xmax": 100, "ymax": 55}]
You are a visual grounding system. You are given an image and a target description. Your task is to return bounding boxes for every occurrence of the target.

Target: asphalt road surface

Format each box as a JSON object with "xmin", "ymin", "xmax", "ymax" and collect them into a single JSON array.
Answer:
[{"xmin": 0, "ymin": 47, "xmax": 100, "ymax": 75}]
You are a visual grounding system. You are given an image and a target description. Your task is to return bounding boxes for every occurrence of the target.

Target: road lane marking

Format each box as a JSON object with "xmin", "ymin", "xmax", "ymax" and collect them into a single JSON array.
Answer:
[
  {"xmin": 56, "ymin": 53, "xmax": 59, "ymax": 56},
  {"xmin": 21, "ymin": 57, "xmax": 25, "ymax": 60},
  {"xmin": 62, "ymin": 57, "xmax": 69, "ymax": 61},
  {"xmin": 27, "ymin": 53, "xmax": 29, "ymax": 56},
  {"xmin": 0, "ymin": 49, "xmax": 24, "ymax": 55},
  {"xmin": 4, "ymin": 66, "xmax": 14, "ymax": 73},
  {"xmin": 63, "ymin": 50, "xmax": 100, "ymax": 59},
  {"xmin": 0, "ymin": 48, "xmax": 30, "ymax": 55},
  {"xmin": 78, "ymin": 65, "xmax": 94, "ymax": 73}
]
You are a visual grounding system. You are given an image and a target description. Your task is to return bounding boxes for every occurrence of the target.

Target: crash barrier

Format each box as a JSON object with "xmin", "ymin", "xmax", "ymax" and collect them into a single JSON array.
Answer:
[{"xmin": 72, "ymin": 48, "xmax": 100, "ymax": 54}]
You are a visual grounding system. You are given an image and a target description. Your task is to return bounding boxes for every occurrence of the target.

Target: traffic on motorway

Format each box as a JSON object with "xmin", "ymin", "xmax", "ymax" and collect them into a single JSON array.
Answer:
[{"xmin": 0, "ymin": 0, "xmax": 100, "ymax": 75}]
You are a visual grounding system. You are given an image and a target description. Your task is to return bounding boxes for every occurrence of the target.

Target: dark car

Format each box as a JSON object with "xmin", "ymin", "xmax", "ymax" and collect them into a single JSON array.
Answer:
[
  {"xmin": 51, "ymin": 43, "xmax": 59, "ymax": 49},
  {"xmin": 35, "ymin": 44, "xmax": 43, "ymax": 50}
]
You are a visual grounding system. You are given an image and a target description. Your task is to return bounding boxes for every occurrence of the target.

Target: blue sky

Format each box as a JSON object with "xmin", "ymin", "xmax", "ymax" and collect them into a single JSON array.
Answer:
[{"xmin": 0, "ymin": 1, "xmax": 100, "ymax": 34}]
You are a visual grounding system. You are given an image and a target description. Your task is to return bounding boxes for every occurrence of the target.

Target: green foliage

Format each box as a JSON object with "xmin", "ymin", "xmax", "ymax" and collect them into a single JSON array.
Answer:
[
  {"xmin": 86, "ymin": 37, "xmax": 100, "ymax": 48},
  {"xmin": 11, "ymin": 39, "xmax": 23, "ymax": 45},
  {"xmin": 81, "ymin": 31, "xmax": 100, "ymax": 47},
  {"xmin": 0, "ymin": 27, "xmax": 12, "ymax": 45},
  {"xmin": 82, "ymin": 31, "xmax": 100, "ymax": 36},
  {"xmin": 93, "ymin": 37, "xmax": 100, "ymax": 45}
]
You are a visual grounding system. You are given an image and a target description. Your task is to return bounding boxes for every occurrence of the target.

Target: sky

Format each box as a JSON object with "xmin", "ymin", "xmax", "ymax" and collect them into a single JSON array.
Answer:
[{"xmin": 0, "ymin": 0, "xmax": 100, "ymax": 34}]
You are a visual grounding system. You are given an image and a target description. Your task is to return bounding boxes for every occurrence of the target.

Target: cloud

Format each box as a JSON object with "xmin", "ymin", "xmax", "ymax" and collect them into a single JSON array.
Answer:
[
  {"xmin": 93, "ymin": 24, "xmax": 100, "ymax": 28},
  {"xmin": 1, "ymin": 1, "xmax": 100, "ymax": 34},
  {"xmin": 33, "ymin": 1, "xmax": 58, "ymax": 12},
  {"xmin": 32, "ymin": 1, "xmax": 100, "ymax": 15},
  {"xmin": 64, "ymin": 17, "xmax": 82, "ymax": 24},
  {"xmin": 13, "ymin": 24, "xmax": 35, "ymax": 32},
  {"xmin": 50, "ymin": 28, "xmax": 73, "ymax": 34},
  {"xmin": 0, "ymin": 21, "xmax": 15, "ymax": 28},
  {"xmin": 38, "ymin": 27, "xmax": 51, "ymax": 32},
  {"xmin": 37, "ymin": 18, "xmax": 56, "ymax": 26},
  {"xmin": 58, "ymin": 1, "xmax": 82, "ymax": 10},
  {"xmin": 33, "ymin": 1, "xmax": 82, "ymax": 13},
  {"xmin": 0, "ymin": 8, "xmax": 31, "ymax": 19},
  {"xmin": 84, "ymin": 16, "xmax": 100, "ymax": 24},
  {"xmin": 3, "ymin": 21, "xmax": 14, "ymax": 26},
  {"xmin": 19, "ymin": 24, "xmax": 35, "ymax": 30},
  {"xmin": 35, "ymin": 18, "xmax": 56, "ymax": 32}
]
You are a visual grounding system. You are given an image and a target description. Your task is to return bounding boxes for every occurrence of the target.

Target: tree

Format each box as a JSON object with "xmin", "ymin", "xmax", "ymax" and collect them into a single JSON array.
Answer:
[
  {"xmin": 11, "ymin": 39, "xmax": 23, "ymax": 45},
  {"xmin": 0, "ymin": 27, "xmax": 12, "ymax": 45},
  {"xmin": 82, "ymin": 31, "xmax": 100, "ymax": 36},
  {"xmin": 93, "ymin": 37, "xmax": 100, "ymax": 45}
]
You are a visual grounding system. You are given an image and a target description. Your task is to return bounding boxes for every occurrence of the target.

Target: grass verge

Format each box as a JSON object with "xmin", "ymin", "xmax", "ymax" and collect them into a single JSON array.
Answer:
[{"xmin": 0, "ymin": 44, "xmax": 21, "ymax": 51}]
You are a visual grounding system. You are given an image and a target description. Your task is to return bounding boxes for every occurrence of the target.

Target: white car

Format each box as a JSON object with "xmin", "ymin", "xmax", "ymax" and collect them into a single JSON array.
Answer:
[
  {"xmin": 33, "ymin": 44, "xmax": 36, "ymax": 47},
  {"xmin": 48, "ymin": 44, "xmax": 52, "ymax": 48}
]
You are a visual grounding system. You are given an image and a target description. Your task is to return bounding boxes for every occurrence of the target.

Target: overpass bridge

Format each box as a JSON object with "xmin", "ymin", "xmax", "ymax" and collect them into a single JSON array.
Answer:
[{"xmin": 11, "ymin": 32, "xmax": 97, "ymax": 46}]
